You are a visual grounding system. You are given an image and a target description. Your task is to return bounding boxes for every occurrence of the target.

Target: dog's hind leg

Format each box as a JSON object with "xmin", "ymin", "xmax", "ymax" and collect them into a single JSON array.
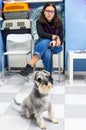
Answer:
[
  {"xmin": 21, "ymin": 109, "xmax": 31, "ymax": 119},
  {"xmin": 48, "ymin": 103, "xmax": 58, "ymax": 123},
  {"xmin": 21, "ymin": 104, "xmax": 31, "ymax": 119},
  {"xmin": 35, "ymin": 111, "xmax": 47, "ymax": 129}
]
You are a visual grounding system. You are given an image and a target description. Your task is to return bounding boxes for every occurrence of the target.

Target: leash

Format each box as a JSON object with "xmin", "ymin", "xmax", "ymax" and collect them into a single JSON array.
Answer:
[{"xmin": 50, "ymin": 43, "xmax": 53, "ymax": 77}]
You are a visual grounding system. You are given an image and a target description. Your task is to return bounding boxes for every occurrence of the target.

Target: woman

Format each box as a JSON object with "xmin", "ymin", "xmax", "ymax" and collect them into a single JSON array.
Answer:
[{"xmin": 20, "ymin": 2, "xmax": 63, "ymax": 82}]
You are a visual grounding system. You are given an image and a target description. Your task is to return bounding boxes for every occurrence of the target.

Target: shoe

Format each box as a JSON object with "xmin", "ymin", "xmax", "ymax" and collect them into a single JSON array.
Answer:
[
  {"xmin": 20, "ymin": 64, "xmax": 33, "ymax": 76},
  {"xmin": 49, "ymin": 76, "xmax": 53, "ymax": 84}
]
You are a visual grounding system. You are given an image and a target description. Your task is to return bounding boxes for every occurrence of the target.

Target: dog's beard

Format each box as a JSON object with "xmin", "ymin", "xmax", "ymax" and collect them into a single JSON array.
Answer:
[{"xmin": 38, "ymin": 82, "xmax": 52, "ymax": 94}]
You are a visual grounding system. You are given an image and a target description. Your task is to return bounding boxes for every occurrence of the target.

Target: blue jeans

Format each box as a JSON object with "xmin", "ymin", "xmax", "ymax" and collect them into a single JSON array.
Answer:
[{"xmin": 34, "ymin": 38, "xmax": 62, "ymax": 72}]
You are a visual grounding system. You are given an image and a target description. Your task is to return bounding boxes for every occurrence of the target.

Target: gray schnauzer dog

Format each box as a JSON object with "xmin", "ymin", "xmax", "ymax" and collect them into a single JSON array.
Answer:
[{"xmin": 14, "ymin": 70, "xmax": 58, "ymax": 129}]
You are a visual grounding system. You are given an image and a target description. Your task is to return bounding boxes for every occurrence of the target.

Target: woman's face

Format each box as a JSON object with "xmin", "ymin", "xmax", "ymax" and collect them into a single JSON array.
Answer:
[{"xmin": 44, "ymin": 6, "xmax": 55, "ymax": 22}]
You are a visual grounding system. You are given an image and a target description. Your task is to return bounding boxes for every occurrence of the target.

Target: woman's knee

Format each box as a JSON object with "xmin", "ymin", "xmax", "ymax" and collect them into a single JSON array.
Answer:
[
  {"xmin": 34, "ymin": 39, "xmax": 51, "ymax": 57},
  {"xmin": 35, "ymin": 38, "xmax": 51, "ymax": 47},
  {"xmin": 53, "ymin": 45, "xmax": 62, "ymax": 54}
]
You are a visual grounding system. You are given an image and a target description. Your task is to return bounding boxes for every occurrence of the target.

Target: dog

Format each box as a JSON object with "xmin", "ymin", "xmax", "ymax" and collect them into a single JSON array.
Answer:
[{"xmin": 14, "ymin": 70, "xmax": 58, "ymax": 129}]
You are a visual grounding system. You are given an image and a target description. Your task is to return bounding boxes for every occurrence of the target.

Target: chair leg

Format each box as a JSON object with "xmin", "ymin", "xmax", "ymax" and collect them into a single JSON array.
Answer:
[
  {"xmin": 2, "ymin": 55, "xmax": 5, "ymax": 82},
  {"xmin": 58, "ymin": 53, "xmax": 61, "ymax": 82}
]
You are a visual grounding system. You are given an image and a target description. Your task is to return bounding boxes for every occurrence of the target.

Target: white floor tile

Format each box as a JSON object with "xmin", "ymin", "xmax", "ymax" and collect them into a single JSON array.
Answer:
[
  {"xmin": 0, "ymin": 85, "xmax": 23, "ymax": 93},
  {"xmin": 65, "ymin": 118, "xmax": 86, "ymax": 130},
  {"xmin": 65, "ymin": 94, "xmax": 86, "ymax": 105},
  {"xmin": 0, "ymin": 103, "xmax": 10, "ymax": 116},
  {"xmin": 0, "ymin": 115, "xmax": 31, "ymax": 130}
]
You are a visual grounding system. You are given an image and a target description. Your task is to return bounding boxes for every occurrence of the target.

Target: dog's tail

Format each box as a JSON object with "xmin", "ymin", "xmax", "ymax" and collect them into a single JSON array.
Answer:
[{"xmin": 14, "ymin": 98, "xmax": 21, "ymax": 106}]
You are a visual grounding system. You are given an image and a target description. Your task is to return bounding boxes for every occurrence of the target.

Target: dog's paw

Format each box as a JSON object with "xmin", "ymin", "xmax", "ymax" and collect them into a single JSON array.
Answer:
[
  {"xmin": 51, "ymin": 117, "xmax": 58, "ymax": 124},
  {"xmin": 39, "ymin": 123, "xmax": 47, "ymax": 129}
]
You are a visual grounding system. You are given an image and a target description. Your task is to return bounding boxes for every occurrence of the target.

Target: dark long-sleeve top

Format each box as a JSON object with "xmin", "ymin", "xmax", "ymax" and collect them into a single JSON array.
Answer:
[{"xmin": 36, "ymin": 19, "xmax": 63, "ymax": 44}]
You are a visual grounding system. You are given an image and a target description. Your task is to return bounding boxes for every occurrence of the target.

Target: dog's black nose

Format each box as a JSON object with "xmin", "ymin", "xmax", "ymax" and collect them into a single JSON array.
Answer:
[{"xmin": 44, "ymin": 81, "xmax": 48, "ymax": 85}]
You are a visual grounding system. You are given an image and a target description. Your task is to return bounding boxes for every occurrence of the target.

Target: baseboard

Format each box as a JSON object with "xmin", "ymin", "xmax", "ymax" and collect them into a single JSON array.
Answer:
[
  {"xmin": 0, "ymin": 67, "xmax": 64, "ymax": 77},
  {"xmin": 6, "ymin": 67, "xmax": 63, "ymax": 72},
  {"xmin": 65, "ymin": 71, "xmax": 86, "ymax": 76}
]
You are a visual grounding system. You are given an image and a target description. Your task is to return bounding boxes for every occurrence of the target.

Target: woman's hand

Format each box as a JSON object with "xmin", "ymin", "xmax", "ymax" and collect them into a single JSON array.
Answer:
[
  {"xmin": 50, "ymin": 40, "xmax": 56, "ymax": 47},
  {"xmin": 56, "ymin": 36, "xmax": 61, "ymax": 47},
  {"xmin": 52, "ymin": 35, "xmax": 61, "ymax": 47}
]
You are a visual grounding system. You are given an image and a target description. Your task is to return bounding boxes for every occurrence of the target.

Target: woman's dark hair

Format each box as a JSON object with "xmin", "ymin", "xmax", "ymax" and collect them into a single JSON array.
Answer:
[{"xmin": 38, "ymin": 2, "xmax": 62, "ymax": 28}]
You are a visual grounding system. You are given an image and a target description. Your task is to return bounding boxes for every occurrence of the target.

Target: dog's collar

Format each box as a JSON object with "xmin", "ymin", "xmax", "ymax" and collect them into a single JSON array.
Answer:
[{"xmin": 34, "ymin": 84, "xmax": 48, "ymax": 98}]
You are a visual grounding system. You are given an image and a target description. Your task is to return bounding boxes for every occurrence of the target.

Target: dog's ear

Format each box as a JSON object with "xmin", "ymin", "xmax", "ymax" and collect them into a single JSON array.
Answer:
[
  {"xmin": 42, "ymin": 70, "xmax": 50, "ymax": 76},
  {"xmin": 32, "ymin": 71, "xmax": 39, "ymax": 80}
]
